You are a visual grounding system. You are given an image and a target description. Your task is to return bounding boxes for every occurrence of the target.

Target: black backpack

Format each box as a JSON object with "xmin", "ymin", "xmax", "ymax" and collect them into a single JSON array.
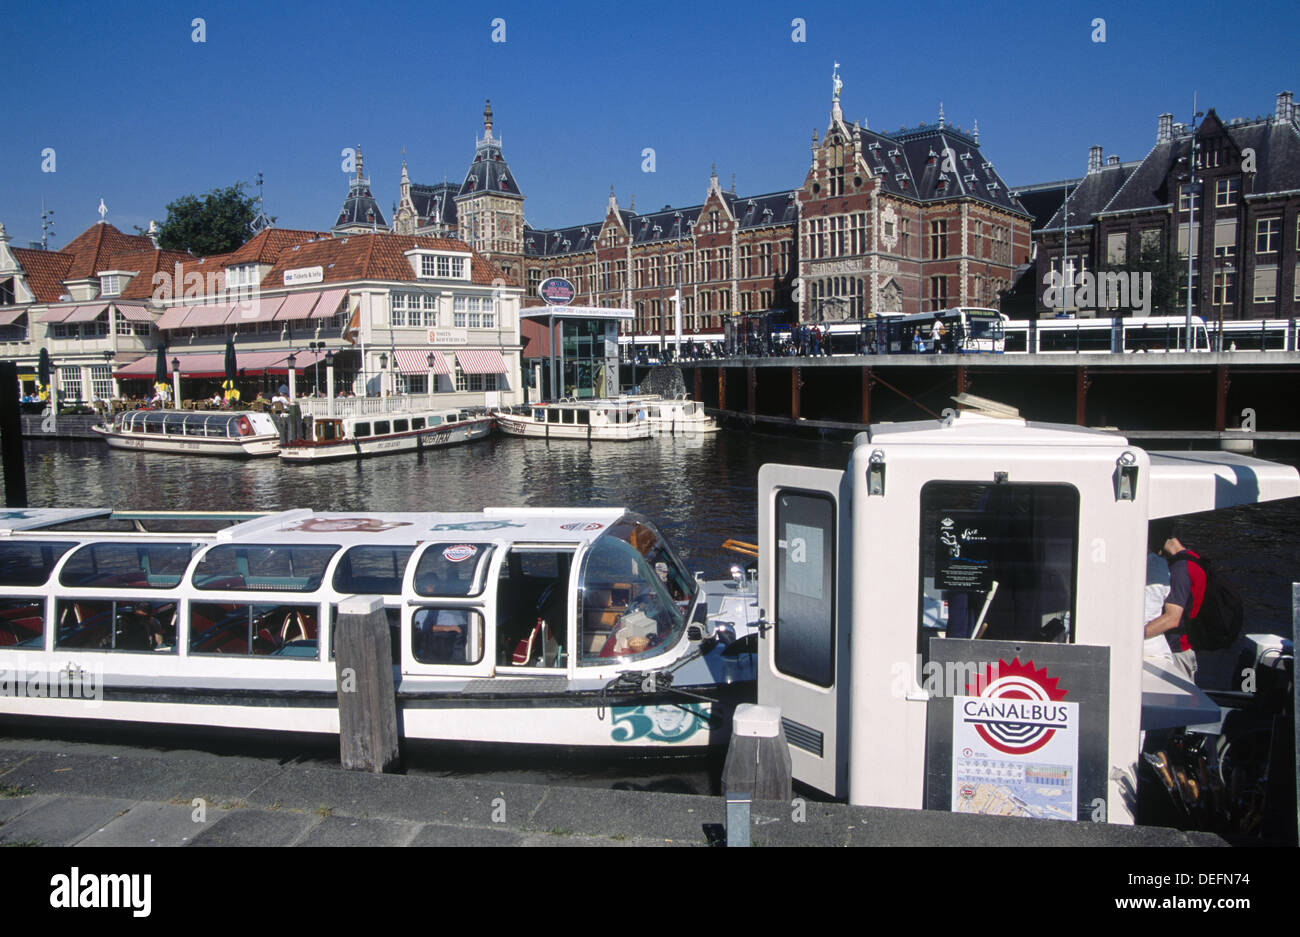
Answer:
[{"xmin": 1168, "ymin": 553, "xmax": 1244, "ymax": 651}]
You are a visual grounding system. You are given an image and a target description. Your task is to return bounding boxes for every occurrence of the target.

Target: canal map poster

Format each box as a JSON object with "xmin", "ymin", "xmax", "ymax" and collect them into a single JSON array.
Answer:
[{"xmin": 923, "ymin": 639, "xmax": 1110, "ymax": 822}]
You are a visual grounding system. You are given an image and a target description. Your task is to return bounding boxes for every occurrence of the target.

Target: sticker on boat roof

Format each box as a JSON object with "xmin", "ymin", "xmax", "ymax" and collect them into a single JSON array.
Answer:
[
  {"xmin": 429, "ymin": 520, "xmax": 525, "ymax": 531},
  {"xmin": 442, "ymin": 544, "xmax": 478, "ymax": 562},
  {"xmin": 282, "ymin": 517, "xmax": 413, "ymax": 533},
  {"xmin": 560, "ymin": 522, "xmax": 604, "ymax": 531}
]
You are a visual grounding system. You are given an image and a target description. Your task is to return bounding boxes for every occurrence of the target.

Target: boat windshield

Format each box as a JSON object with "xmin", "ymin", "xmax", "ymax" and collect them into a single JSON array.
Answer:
[{"xmin": 576, "ymin": 517, "xmax": 697, "ymax": 665}]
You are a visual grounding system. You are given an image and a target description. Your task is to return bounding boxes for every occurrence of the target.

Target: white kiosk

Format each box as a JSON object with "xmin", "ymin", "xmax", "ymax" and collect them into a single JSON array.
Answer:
[{"xmin": 757, "ymin": 396, "xmax": 1299, "ymax": 824}]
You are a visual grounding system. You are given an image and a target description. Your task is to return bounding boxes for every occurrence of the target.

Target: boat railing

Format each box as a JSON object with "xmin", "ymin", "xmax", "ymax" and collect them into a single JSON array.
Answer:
[{"xmin": 296, "ymin": 395, "xmax": 443, "ymax": 419}]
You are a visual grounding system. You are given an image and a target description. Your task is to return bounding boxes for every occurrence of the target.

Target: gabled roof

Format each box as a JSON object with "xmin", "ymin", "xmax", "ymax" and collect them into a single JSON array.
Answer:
[
  {"xmin": 1042, "ymin": 161, "xmax": 1137, "ymax": 230},
  {"xmin": 108, "ymin": 249, "xmax": 192, "ymax": 301},
  {"xmin": 9, "ymin": 247, "xmax": 73, "ymax": 303},
  {"xmin": 60, "ymin": 223, "xmax": 154, "ymax": 279},
  {"xmin": 225, "ymin": 228, "xmax": 328, "ymax": 265}
]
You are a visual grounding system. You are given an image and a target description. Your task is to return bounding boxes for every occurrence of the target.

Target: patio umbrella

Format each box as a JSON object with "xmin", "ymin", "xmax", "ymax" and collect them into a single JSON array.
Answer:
[
  {"xmin": 154, "ymin": 346, "xmax": 170, "ymax": 404},
  {"xmin": 37, "ymin": 347, "xmax": 51, "ymax": 402},
  {"xmin": 223, "ymin": 338, "xmax": 240, "ymax": 404}
]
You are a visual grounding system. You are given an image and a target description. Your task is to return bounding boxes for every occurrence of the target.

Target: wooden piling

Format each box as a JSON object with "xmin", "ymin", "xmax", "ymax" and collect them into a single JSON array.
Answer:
[{"xmin": 334, "ymin": 594, "xmax": 401, "ymax": 773}]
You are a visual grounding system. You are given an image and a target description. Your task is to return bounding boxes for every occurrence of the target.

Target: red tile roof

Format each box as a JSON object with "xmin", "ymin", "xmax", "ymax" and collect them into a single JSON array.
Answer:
[
  {"xmin": 107, "ymin": 249, "xmax": 193, "ymax": 301},
  {"xmin": 60, "ymin": 223, "xmax": 155, "ymax": 279},
  {"xmin": 9, "ymin": 247, "xmax": 73, "ymax": 303},
  {"xmin": 259, "ymin": 233, "xmax": 505, "ymax": 287},
  {"xmin": 223, "ymin": 228, "xmax": 330, "ymax": 266}
]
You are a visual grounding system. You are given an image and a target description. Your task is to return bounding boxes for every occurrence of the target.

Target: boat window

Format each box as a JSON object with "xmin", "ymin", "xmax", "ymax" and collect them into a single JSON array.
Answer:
[
  {"xmin": 496, "ymin": 549, "xmax": 571, "ymax": 668},
  {"xmin": 533, "ymin": 409, "xmax": 545, "ymax": 422},
  {"xmin": 773, "ymin": 491, "xmax": 835, "ymax": 687},
  {"xmin": 562, "ymin": 409, "xmax": 575, "ymax": 424},
  {"xmin": 411, "ymin": 417, "xmax": 425, "ymax": 430},
  {"xmin": 59, "ymin": 542, "xmax": 200, "ymax": 589},
  {"xmin": 412, "ymin": 544, "xmax": 495, "ymax": 597},
  {"xmin": 578, "ymin": 528, "xmax": 689, "ymax": 665},
  {"xmin": 394, "ymin": 419, "xmax": 409, "ymax": 433},
  {"xmin": 576, "ymin": 409, "xmax": 590, "ymax": 425},
  {"xmin": 917, "ymin": 482, "xmax": 1079, "ymax": 662},
  {"xmin": 411, "ymin": 608, "xmax": 485, "ymax": 665},
  {"xmin": 332, "ymin": 545, "xmax": 415, "ymax": 595},
  {"xmin": 317, "ymin": 420, "xmax": 341, "ymax": 442},
  {"xmin": 0, "ymin": 597, "xmax": 46, "ymax": 649},
  {"xmin": 0, "ymin": 541, "xmax": 76, "ymax": 586},
  {"xmin": 428, "ymin": 415, "xmax": 443, "ymax": 427},
  {"xmin": 355, "ymin": 422, "xmax": 372, "ymax": 437},
  {"xmin": 546, "ymin": 409, "xmax": 560, "ymax": 424},
  {"xmin": 192, "ymin": 544, "xmax": 339, "ymax": 592},
  {"xmin": 328, "ymin": 605, "xmax": 401, "ymax": 665},
  {"xmin": 55, "ymin": 598, "xmax": 178, "ymax": 653},
  {"xmin": 190, "ymin": 602, "xmax": 319, "ymax": 658},
  {"xmin": 374, "ymin": 420, "xmax": 391, "ymax": 436}
]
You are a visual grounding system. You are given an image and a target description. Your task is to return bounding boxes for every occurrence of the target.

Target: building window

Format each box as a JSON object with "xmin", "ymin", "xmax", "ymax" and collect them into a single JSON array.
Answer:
[
  {"xmin": 450, "ymin": 257, "xmax": 466, "ymax": 279},
  {"xmin": 1178, "ymin": 269, "xmax": 1201, "ymax": 308},
  {"xmin": 1253, "ymin": 266, "xmax": 1277, "ymax": 304},
  {"xmin": 929, "ymin": 220, "xmax": 948, "ymax": 259},
  {"xmin": 59, "ymin": 365, "xmax": 82, "ymax": 402},
  {"xmin": 1255, "ymin": 218, "xmax": 1281, "ymax": 254},
  {"xmin": 1178, "ymin": 184, "xmax": 1201, "ymax": 214},
  {"xmin": 1212, "ymin": 270, "xmax": 1237, "ymax": 307},
  {"xmin": 1213, "ymin": 220, "xmax": 1237, "ymax": 262},
  {"xmin": 1215, "ymin": 178, "xmax": 1240, "ymax": 207},
  {"xmin": 421, "ymin": 255, "xmax": 437, "ymax": 278},
  {"xmin": 1106, "ymin": 232, "xmax": 1127, "ymax": 265},
  {"xmin": 100, "ymin": 275, "xmax": 120, "ymax": 297},
  {"xmin": 0, "ymin": 277, "xmax": 15, "ymax": 306},
  {"xmin": 421, "ymin": 293, "xmax": 437, "ymax": 327},
  {"xmin": 390, "ymin": 293, "xmax": 407, "ymax": 327},
  {"xmin": 90, "ymin": 365, "xmax": 113, "ymax": 400},
  {"xmin": 438, "ymin": 256, "xmax": 452, "ymax": 278},
  {"xmin": 453, "ymin": 297, "xmax": 467, "ymax": 328},
  {"xmin": 929, "ymin": 276, "xmax": 948, "ymax": 311},
  {"xmin": 454, "ymin": 362, "xmax": 467, "ymax": 392}
]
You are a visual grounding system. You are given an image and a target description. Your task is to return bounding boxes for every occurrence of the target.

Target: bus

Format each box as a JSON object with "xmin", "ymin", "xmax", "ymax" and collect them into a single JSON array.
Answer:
[{"xmin": 869, "ymin": 307, "xmax": 1008, "ymax": 354}]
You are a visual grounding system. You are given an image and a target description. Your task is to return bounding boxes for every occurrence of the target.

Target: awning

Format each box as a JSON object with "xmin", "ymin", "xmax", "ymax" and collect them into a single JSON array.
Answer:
[
  {"xmin": 156, "ymin": 305, "xmax": 195, "ymax": 330},
  {"xmin": 310, "ymin": 289, "xmax": 348, "ymax": 319},
  {"xmin": 0, "ymin": 309, "xmax": 27, "ymax": 326},
  {"xmin": 229, "ymin": 296, "xmax": 284, "ymax": 323},
  {"xmin": 275, "ymin": 291, "xmax": 321, "ymax": 321},
  {"xmin": 181, "ymin": 303, "xmax": 234, "ymax": 328},
  {"xmin": 113, "ymin": 304, "xmax": 156, "ymax": 323},
  {"xmin": 113, "ymin": 348, "xmax": 330, "ymax": 379},
  {"xmin": 455, "ymin": 349, "xmax": 509, "ymax": 374},
  {"xmin": 394, "ymin": 349, "xmax": 450, "ymax": 376},
  {"xmin": 63, "ymin": 304, "xmax": 109, "ymax": 324}
]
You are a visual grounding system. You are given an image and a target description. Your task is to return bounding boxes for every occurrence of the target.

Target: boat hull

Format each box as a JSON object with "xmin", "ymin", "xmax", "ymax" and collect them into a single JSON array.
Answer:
[
  {"xmin": 279, "ymin": 417, "xmax": 493, "ymax": 463},
  {"xmin": 92, "ymin": 425, "xmax": 280, "ymax": 457},
  {"xmin": 495, "ymin": 413, "xmax": 652, "ymax": 441}
]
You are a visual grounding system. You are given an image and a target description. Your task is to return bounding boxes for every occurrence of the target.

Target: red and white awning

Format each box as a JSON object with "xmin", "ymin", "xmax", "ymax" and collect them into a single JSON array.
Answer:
[
  {"xmin": 41, "ymin": 303, "xmax": 106, "ymax": 324},
  {"xmin": 113, "ymin": 348, "xmax": 329, "ymax": 379},
  {"xmin": 455, "ymin": 349, "xmax": 509, "ymax": 374},
  {"xmin": 0, "ymin": 309, "xmax": 28, "ymax": 326},
  {"xmin": 274, "ymin": 291, "xmax": 322, "ymax": 321},
  {"xmin": 113, "ymin": 304, "xmax": 156, "ymax": 323},
  {"xmin": 181, "ymin": 303, "xmax": 234, "ymax": 328},
  {"xmin": 229, "ymin": 296, "xmax": 284, "ymax": 323},
  {"xmin": 310, "ymin": 289, "xmax": 348, "ymax": 320},
  {"xmin": 394, "ymin": 349, "xmax": 451, "ymax": 375}
]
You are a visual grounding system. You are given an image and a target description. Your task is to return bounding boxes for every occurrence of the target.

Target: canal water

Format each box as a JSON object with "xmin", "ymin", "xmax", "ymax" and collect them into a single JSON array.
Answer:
[{"xmin": 12, "ymin": 430, "xmax": 1300, "ymax": 792}]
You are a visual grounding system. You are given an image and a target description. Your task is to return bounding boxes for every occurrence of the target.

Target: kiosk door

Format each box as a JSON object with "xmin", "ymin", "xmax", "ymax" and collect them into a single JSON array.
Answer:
[{"xmin": 757, "ymin": 465, "xmax": 848, "ymax": 798}]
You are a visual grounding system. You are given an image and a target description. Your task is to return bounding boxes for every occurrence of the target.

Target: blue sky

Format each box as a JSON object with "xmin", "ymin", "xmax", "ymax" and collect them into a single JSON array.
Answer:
[{"xmin": 2, "ymin": 0, "xmax": 1296, "ymax": 248}]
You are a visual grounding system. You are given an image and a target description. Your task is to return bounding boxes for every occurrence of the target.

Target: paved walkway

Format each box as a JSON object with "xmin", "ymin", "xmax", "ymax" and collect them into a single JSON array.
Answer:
[{"xmin": 0, "ymin": 739, "xmax": 1223, "ymax": 847}]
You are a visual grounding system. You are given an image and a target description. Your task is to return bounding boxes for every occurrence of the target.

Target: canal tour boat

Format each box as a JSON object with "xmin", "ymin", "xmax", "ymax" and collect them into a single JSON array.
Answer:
[
  {"xmin": 278, "ymin": 409, "xmax": 494, "ymax": 463},
  {"xmin": 0, "ymin": 506, "xmax": 759, "ymax": 750},
  {"xmin": 614, "ymin": 395, "xmax": 720, "ymax": 435},
  {"xmin": 91, "ymin": 409, "xmax": 281, "ymax": 458},
  {"xmin": 493, "ymin": 399, "xmax": 653, "ymax": 441},
  {"xmin": 753, "ymin": 394, "xmax": 1298, "ymax": 830}
]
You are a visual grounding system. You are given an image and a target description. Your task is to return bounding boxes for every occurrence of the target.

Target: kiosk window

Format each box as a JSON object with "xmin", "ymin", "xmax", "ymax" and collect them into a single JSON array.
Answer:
[
  {"xmin": 774, "ymin": 491, "xmax": 835, "ymax": 688},
  {"xmin": 917, "ymin": 482, "xmax": 1078, "ymax": 658}
]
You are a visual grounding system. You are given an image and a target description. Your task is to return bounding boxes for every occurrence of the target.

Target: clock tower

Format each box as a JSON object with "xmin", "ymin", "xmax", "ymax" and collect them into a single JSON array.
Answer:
[{"xmin": 454, "ymin": 99, "xmax": 526, "ymax": 282}]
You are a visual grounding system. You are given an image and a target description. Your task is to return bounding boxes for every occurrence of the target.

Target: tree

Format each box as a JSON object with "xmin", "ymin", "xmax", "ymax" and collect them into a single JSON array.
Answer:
[
  {"xmin": 1101, "ymin": 239, "xmax": 1183, "ymax": 317},
  {"xmin": 153, "ymin": 183, "xmax": 267, "ymax": 256}
]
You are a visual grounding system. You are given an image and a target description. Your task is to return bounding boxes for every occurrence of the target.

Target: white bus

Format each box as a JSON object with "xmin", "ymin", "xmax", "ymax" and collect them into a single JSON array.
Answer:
[{"xmin": 869, "ymin": 307, "xmax": 1008, "ymax": 353}]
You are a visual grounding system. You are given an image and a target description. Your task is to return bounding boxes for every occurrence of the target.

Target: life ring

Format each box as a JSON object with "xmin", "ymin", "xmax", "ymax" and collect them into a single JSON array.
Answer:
[{"xmin": 237, "ymin": 416, "xmax": 252, "ymax": 436}]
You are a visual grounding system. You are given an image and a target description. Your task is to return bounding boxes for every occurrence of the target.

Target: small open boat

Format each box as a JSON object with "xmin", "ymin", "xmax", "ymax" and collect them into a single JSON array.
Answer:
[
  {"xmin": 493, "ymin": 399, "xmax": 652, "ymax": 441},
  {"xmin": 278, "ymin": 409, "xmax": 493, "ymax": 463},
  {"xmin": 0, "ymin": 506, "xmax": 758, "ymax": 750},
  {"xmin": 91, "ymin": 409, "xmax": 280, "ymax": 457}
]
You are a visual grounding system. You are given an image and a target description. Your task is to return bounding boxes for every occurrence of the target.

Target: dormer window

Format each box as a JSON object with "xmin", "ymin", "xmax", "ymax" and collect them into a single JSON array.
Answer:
[
  {"xmin": 101, "ymin": 274, "xmax": 120, "ymax": 297},
  {"xmin": 410, "ymin": 250, "xmax": 470, "ymax": 281}
]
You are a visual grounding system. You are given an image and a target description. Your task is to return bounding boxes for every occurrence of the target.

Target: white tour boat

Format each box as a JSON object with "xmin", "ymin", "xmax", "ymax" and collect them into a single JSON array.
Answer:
[
  {"xmin": 493, "ymin": 399, "xmax": 652, "ymax": 441},
  {"xmin": 278, "ymin": 409, "xmax": 494, "ymax": 463},
  {"xmin": 753, "ymin": 394, "xmax": 1299, "ymax": 830},
  {"xmin": 0, "ymin": 506, "xmax": 758, "ymax": 750},
  {"xmin": 615, "ymin": 395, "xmax": 719, "ymax": 434},
  {"xmin": 92, "ymin": 409, "xmax": 280, "ymax": 458}
]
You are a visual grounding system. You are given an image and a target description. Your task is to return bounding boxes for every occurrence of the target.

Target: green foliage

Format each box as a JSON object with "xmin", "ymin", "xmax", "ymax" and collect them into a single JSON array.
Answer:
[{"xmin": 155, "ymin": 183, "xmax": 261, "ymax": 256}]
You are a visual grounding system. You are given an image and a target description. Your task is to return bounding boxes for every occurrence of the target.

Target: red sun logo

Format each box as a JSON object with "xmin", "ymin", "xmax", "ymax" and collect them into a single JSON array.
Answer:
[{"xmin": 962, "ymin": 658, "xmax": 1069, "ymax": 755}]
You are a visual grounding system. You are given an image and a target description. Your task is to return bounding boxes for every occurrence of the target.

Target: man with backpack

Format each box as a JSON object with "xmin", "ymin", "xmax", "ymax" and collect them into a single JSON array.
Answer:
[{"xmin": 1143, "ymin": 518, "xmax": 1243, "ymax": 683}]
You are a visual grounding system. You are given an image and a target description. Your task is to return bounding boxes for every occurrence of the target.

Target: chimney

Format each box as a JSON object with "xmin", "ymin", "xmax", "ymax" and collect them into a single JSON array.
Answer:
[
  {"xmin": 1276, "ymin": 90, "xmax": 1294, "ymax": 124},
  {"xmin": 1088, "ymin": 145, "xmax": 1103, "ymax": 174},
  {"xmin": 1157, "ymin": 112, "xmax": 1173, "ymax": 143},
  {"xmin": 1106, "ymin": 155, "xmax": 1120, "ymax": 166}
]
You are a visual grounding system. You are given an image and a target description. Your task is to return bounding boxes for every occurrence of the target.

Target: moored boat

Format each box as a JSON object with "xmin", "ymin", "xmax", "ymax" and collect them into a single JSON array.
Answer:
[
  {"xmin": 0, "ymin": 506, "xmax": 758, "ymax": 750},
  {"xmin": 615, "ymin": 394, "xmax": 719, "ymax": 434},
  {"xmin": 279, "ymin": 409, "xmax": 493, "ymax": 463},
  {"xmin": 493, "ymin": 399, "xmax": 652, "ymax": 441},
  {"xmin": 91, "ymin": 409, "xmax": 280, "ymax": 457}
]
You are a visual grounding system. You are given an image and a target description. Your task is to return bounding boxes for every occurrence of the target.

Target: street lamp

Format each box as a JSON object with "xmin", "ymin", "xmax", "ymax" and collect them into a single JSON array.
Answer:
[
  {"xmin": 325, "ymin": 350, "xmax": 335, "ymax": 417},
  {"xmin": 286, "ymin": 353, "xmax": 297, "ymax": 402},
  {"xmin": 171, "ymin": 357, "xmax": 181, "ymax": 409},
  {"xmin": 101, "ymin": 351, "xmax": 115, "ymax": 412},
  {"xmin": 378, "ymin": 353, "xmax": 388, "ymax": 398},
  {"xmin": 308, "ymin": 340, "xmax": 325, "ymax": 396},
  {"xmin": 426, "ymin": 351, "xmax": 435, "ymax": 401}
]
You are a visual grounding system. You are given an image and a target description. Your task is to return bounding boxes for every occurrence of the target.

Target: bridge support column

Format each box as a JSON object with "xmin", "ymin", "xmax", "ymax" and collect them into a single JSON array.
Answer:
[
  {"xmin": 956, "ymin": 364, "xmax": 968, "ymax": 397},
  {"xmin": 1075, "ymin": 366, "xmax": 1090, "ymax": 426},
  {"xmin": 791, "ymin": 367, "xmax": 802, "ymax": 421},
  {"xmin": 694, "ymin": 366, "xmax": 703, "ymax": 404},
  {"xmin": 747, "ymin": 366, "xmax": 756, "ymax": 416},
  {"xmin": 1215, "ymin": 364, "xmax": 1229, "ymax": 431},
  {"xmin": 861, "ymin": 367, "xmax": 872, "ymax": 424},
  {"xmin": 718, "ymin": 367, "xmax": 726, "ymax": 412}
]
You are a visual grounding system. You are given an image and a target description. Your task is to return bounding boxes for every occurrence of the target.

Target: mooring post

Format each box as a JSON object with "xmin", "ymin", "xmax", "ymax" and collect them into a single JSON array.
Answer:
[
  {"xmin": 956, "ymin": 364, "xmax": 968, "ymax": 397},
  {"xmin": 722, "ymin": 704, "xmax": 791, "ymax": 846},
  {"xmin": 334, "ymin": 594, "xmax": 401, "ymax": 773},
  {"xmin": 1215, "ymin": 364, "xmax": 1229, "ymax": 431},
  {"xmin": 0, "ymin": 362, "xmax": 28, "ymax": 508}
]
